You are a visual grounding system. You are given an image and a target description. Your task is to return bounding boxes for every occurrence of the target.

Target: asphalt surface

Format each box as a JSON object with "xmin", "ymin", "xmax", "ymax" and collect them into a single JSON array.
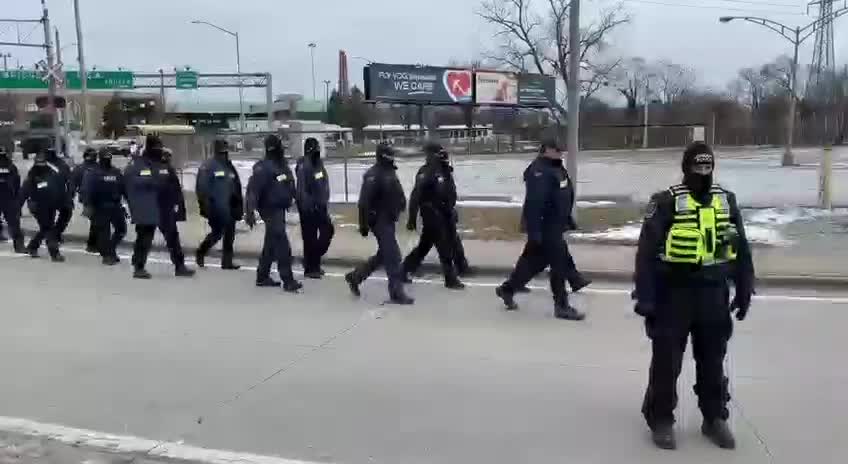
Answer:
[{"xmin": 0, "ymin": 246, "xmax": 845, "ymax": 463}]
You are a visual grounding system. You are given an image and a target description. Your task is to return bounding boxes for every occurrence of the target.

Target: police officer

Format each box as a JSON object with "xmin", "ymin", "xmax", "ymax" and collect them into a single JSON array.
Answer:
[
  {"xmin": 402, "ymin": 142, "xmax": 465, "ymax": 289},
  {"xmin": 296, "ymin": 137, "xmax": 334, "ymax": 279},
  {"xmin": 125, "ymin": 135, "xmax": 195, "ymax": 279},
  {"xmin": 245, "ymin": 135, "xmax": 302, "ymax": 292},
  {"xmin": 344, "ymin": 143, "xmax": 413, "ymax": 304},
  {"xmin": 196, "ymin": 139, "xmax": 243, "ymax": 270},
  {"xmin": 71, "ymin": 147, "xmax": 100, "ymax": 252},
  {"xmin": 81, "ymin": 147, "xmax": 127, "ymax": 265},
  {"xmin": 46, "ymin": 145, "xmax": 74, "ymax": 243},
  {"xmin": 19, "ymin": 149, "xmax": 66, "ymax": 262},
  {"xmin": 634, "ymin": 142, "xmax": 754, "ymax": 450},
  {"xmin": 494, "ymin": 138, "xmax": 585, "ymax": 320},
  {"xmin": 0, "ymin": 147, "xmax": 24, "ymax": 253}
]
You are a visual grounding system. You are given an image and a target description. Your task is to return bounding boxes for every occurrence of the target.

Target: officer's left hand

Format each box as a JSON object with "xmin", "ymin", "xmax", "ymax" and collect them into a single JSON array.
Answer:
[
  {"xmin": 82, "ymin": 205, "xmax": 93, "ymax": 219},
  {"xmin": 730, "ymin": 294, "xmax": 751, "ymax": 321}
]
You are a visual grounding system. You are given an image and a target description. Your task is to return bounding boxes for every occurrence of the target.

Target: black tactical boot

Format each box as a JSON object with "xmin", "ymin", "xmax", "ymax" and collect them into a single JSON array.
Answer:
[
  {"xmin": 515, "ymin": 285, "xmax": 531, "ymax": 293},
  {"xmin": 495, "ymin": 285, "xmax": 518, "ymax": 310},
  {"xmin": 445, "ymin": 278, "xmax": 466, "ymax": 290},
  {"xmin": 344, "ymin": 272, "xmax": 361, "ymax": 297},
  {"xmin": 569, "ymin": 275, "xmax": 593, "ymax": 293},
  {"xmin": 102, "ymin": 255, "xmax": 120, "ymax": 266},
  {"xmin": 256, "ymin": 277, "xmax": 281, "ymax": 287},
  {"xmin": 401, "ymin": 273, "xmax": 413, "ymax": 284},
  {"xmin": 651, "ymin": 424, "xmax": 677, "ymax": 450},
  {"xmin": 27, "ymin": 247, "xmax": 39, "ymax": 259},
  {"xmin": 85, "ymin": 244, "xmax": 98, "ymax": 254},
  {"xmin": 174, "ymin": 265, "xmax": 196, "ymax": 278},
  {"xmin": 13, "ymin": 239, "xmax": 26, "ymax": 254},
  {"xmin": 221, "ymin": 259, "xmax": 241, "ymax": 270},
  {"xmin": 50, "ymin": 252, "xmax": 65, "ymax": 263},
  {"xmin": 133, "ymin": 268, "xmax": 152, "ymax": 279},
  {"xmin": 304, "ymin": 270, "xmax": 323, "ymax": 279},
  {"xmin": 702, "ymin": 419, "xmax": 736, "ymax": 449},
  {"xmin": 283, "ymin": 280, "xmax": 303, "ymax": 293},
  {"xmin": 195, "ymin": 250, "xmax": 205, "ymax": 268},
  {"xmin": 554, "ymin": 304, "xmax": 586, "ymax": 321},
  {"xmin": 389, "ymin": 289, "xmax": 415, "ymax": 305}
]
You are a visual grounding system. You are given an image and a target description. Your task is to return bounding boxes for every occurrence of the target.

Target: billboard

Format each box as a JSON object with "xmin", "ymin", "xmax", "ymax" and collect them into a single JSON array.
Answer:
[
  {"xmin": 365, "ymin": 64, "xmax": 472, "ymax": 104},
  {"xmin": 518, "ymin": 74, "xmax": 556, "ymax": 107},
  {"xmin": 475, "ymin": 71, "xmax": 518, "ymax": 105}
]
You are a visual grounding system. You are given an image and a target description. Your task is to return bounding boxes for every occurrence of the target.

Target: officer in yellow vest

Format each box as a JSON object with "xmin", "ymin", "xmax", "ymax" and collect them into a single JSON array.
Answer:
[{"xmin": 633, "ymin": 142, "xmax": 754, "ymax": 451}]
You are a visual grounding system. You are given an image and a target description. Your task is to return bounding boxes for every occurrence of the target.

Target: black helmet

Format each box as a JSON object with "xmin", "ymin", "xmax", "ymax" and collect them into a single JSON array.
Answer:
[
  {"xmin": 34, "ymin": 149, "xmax": 48, "ymax": 165},
  {"xmin": 423, "ymin": 141, "xmax": 448, "ymax": 162},
  {"xmin": 376, "ymin": 142, "xmax": 396, "ymax": 165},
  {"xmin": 264, "ymin": 134, "xmax": 282, "ymax": 152},
  {"xmin": 146, "ymin": 134, "xmax": 163, "ymax": 150},
  {"xmin": 98, "ymin": 147, "xmax": 113, "ymax": 161},
  {"xmin": 304, "ymin": 137, "xmax": 320, "ymax": 156},
  {"xmin": 83, "ymin": 147, "xmax": 98, "ymax": 162},
  {"xmin": 213, "ymin": 138, "xmax": 229, "ymax": 155}
]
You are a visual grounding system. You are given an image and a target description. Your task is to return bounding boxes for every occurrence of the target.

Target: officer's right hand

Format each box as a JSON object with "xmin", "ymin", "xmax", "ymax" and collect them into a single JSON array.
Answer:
[
  {"xmin": 359, "ymin": 225, "xmax": 369, "ymax": 237},
  {"xmin": 406, "ymin": 220, "xmax": 416, "ymax": 232},
  {"xmin": 245, "ymin": 212, "xmax": 256, "ymax": 229},
  {"xmin": 730, "ymin": 295, "xmax": 751, "ymax": 321},
  {"xmin": 634, "ymin": 301, "xmax": 656, "ymax": 318}
]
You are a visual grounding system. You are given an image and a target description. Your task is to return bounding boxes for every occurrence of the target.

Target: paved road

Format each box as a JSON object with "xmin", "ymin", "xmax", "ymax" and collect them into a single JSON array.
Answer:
[{"xmin": 0, "ymin": 246, "xmax": 845, "ymax": 463}]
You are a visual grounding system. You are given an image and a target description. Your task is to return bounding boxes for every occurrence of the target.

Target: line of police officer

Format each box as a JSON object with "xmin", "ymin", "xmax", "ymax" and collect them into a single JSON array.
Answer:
[{"xmin": 1, "ymin": 135, "xmax": 754, "ymax": 451}]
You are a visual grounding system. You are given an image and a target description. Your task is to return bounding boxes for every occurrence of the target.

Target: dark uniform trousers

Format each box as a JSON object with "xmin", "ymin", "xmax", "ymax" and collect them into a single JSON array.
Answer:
[
  {"xmin": 0, "ymin": 199, "xmax": 22, "ymax": 243},
  {"xmin": 503, "ymin": 230, "xmax": 569, "ymax": 306},
  {"xmin": 350, "ymin": 218, "xmax": 403, "ymax": 297},
  {"xmin": 642, "ymin": 280, "xmax": 732, "ymax": 427},
  {"xmin": 257, "ymin": 209, "xmax": 295, "ymax": 283},
  {"xmin": 519, "ymin": 237, "xmax": 581, "ymax": 286},
  {"xmin": 28, "ymin": 207, "xmax": 60, "ymax": 255},
  {"xmin": 132, "ymin": 216, "xmax": 186, "ymax": 270},
  {"xmin": 403, "ymin": 208, "xmax": 459, "ymax": 279},
  {"xmin": 93, "ymin": 208, "xmax": 127, "ymax": 258},
  {"xmin": 56, "ymin": 202, "xmax": 73, "ymax": 239},
  {"xmin": 299, "ymin": 209, "xmax": 334, "ymax": 273},
  {"xmin": 198, "ymin": 216, "xmax": 236, "ymax": 260}
]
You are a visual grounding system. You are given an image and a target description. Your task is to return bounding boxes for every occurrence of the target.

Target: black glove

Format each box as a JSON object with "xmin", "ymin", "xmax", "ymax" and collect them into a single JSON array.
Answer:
[
  {"xmin": 122, "ymin": 207, "xmax": 130, "ymax": 219},
  {"xmin": 567, "ymin": 216, "xmax": 578, "ymax": 231},
  {"xmin": 450, "ymin": 209, "xmax": 459, "ymax": 224},
  {"xmin": 730, "ymin": 294, "xmax": 751, "ymax": 321},
  {"xmin": 406, "ymin": 219, "xmax": 416, "ymax": 231},
  {"xmin": 245, "ymin": 211, "xmax": 257, "ymax": 229},
  {"xmin": 634, "ymin": 301, "xmax": 656, "ymax": 318},
  {"xmin": 82, "ymin": 205, "xmax": 94, "ymax": 219},
  {"xmin": 359, "ymin": 225, "xmax": 369, "ymax": 237}
]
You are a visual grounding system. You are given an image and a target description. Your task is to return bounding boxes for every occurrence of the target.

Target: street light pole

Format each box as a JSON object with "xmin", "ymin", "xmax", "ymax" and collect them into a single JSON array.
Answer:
[
  {"xmin": 322, "ymin": 79, "xmax": 331, "ymax": 118},
  {"xmin": 0, "ymin": 53, "xmax": 9, "ymax": 71},
  {"xmin": 190, "ymin": 20, "xmax": 244, "ymax": 135},
  {"xmin": 642, "ymin": 79, "xmax": 650, "ymax": 149},
  {"xmin": 720, "ymin": 9, "xmax": 848, "ymax": 166},
  {"xmin": 308, "ymin": 42, "xmax": 317, "ymax": 100}
]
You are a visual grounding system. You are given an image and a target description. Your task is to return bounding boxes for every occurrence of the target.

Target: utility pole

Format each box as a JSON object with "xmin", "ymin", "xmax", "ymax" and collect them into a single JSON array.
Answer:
[
  {"xmin": 158, "ymin": 69, "xmax": 166, "ymax": 124},
  {"xmin": 55, "ymin": 28, "xmax": 70, "ymax": 158},
  {"xmin": 41, "ymin": 0, "xmax": 62, "ymax": 156},
  {"xmin": 73, "ymin": 0, "xmax": 90, "ymax": 145},
  {"xmin": 566, "ymin": 0, "xmax": 581, "ymax": 198},
  {"xmin": 642, "ymin": 80, "xmax": 650, "ymax": 149},
  {"xmin": 0, "ymin": 53, "xmax": 9, "ymax": 71},
  {"xmin": 190, "ymin": 21, "xmax": 245, "ymax": 136},
  {"xmin": 308, "ymin": 42, "xmax": 317, "ymax": 100}
]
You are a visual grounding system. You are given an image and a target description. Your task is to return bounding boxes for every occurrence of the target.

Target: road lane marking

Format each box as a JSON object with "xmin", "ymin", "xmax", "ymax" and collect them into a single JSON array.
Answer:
[
  {"xmin": 0, "ymin": 416, "xmax": 326, "ymax": 464},
  {"xmin": 6, "ymin": 246, "xmax": 848, "ymax": 304}
]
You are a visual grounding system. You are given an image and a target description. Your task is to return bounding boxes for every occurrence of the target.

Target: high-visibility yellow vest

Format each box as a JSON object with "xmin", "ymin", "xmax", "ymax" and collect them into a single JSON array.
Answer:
[{"xmin": 662, "ymin": 184, "xmax": 738, "ymax": 266}]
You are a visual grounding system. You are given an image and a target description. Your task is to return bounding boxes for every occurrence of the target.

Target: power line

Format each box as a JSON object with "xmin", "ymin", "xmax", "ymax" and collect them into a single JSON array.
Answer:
[{"xmin": 623, "ymin": 0, "xmax": 807, "ymax": 15}]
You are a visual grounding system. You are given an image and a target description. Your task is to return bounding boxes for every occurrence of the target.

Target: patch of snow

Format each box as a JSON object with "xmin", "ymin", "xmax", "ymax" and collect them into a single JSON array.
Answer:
[{"xmin": 744, "ymin": 207, "xmax": 848, "ymax": 226}]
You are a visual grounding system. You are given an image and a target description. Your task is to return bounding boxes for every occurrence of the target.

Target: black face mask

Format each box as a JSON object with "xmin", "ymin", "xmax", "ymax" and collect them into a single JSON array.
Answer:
[
  {"xmin": 684, "ymin": 172, "xmax": 712, "ymax": 196},
  {"xmin": 307, "ymin": 149, "xmax": 320, "ymax": 162},
  {"xmin": 144, "ymin": 147, "xmax": 164, "ymax": 162},
  {"xmin": 215, "ymin": 151, "xmax": 229, "ymax": 161}
]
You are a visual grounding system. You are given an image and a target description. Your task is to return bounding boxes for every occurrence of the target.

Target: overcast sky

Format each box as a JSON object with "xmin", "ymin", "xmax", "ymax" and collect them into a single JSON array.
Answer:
[{"xmin": 1, "ymin": 0, "xmax": 841, "ymax": 105}]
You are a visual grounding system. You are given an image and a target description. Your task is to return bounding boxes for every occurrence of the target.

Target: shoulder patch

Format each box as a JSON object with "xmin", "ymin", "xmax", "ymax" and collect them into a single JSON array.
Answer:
[{"xmin": 644, "ymin": 199, "xmax": 658, "ymax": 219}]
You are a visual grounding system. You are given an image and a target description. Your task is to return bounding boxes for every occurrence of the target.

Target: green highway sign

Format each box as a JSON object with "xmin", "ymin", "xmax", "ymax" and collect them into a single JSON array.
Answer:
[
  {"xmin": 0, "ymin": 70, "xmax": 47, "ymax": 89},
  {"xmin": 176, "ymin": 70, "xmax": 199, "ymax": 90},
  {"xmin": 0, "ymin": 70, "xmax": 135, "ymax": 90},
  {"xmin": 65, "ymin": 71, "xmax": 134, "ymax": 90}
]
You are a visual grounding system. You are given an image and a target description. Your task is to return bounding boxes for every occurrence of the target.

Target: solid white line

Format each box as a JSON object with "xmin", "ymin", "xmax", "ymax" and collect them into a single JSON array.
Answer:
[
  {"xmin": 9, "ymin": 246, "xmax": 848, "ymax": 304},
  {"xmin": 0, "ymin": 416, "xmax": 325, "ymax": 464}
]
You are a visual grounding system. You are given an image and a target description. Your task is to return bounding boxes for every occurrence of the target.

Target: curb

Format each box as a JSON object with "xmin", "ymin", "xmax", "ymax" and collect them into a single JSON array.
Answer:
[{"xmin": 43, "ymin": 228, "xmax": 848, "ymax": 290}]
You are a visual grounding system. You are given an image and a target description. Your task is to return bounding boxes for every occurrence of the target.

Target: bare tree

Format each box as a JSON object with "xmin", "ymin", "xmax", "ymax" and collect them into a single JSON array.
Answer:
[
  {"xmin": 736, "ymin": 67, "xmax": 767, "ymax": 110},
  {"xmin": 759, "ymin": 55, "xmax": 794, "ymax": 97},
  {"xmin": 653, "ymin": 60, "xmax": 696, "ymax": 104},
  {"xmin": 610, "ymin": 56, "xmax": 649, "ymax": 110},
  {"xmin": 478, "ymin": 0, "xmax": 629, "ymax": 120}
]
